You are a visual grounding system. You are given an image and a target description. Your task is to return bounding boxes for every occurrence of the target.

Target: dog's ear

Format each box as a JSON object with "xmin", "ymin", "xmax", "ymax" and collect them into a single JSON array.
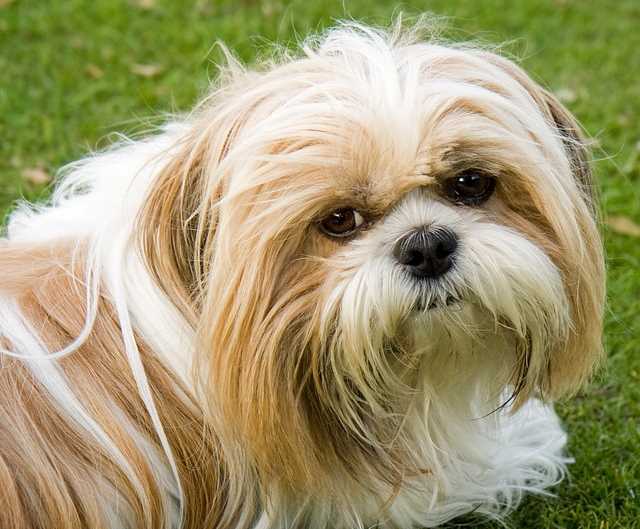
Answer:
[
  {"xmin": 537, "ymin": 87, "xmax": 598, "ymax": 216},
  {"xmin": 137, "ymin": 109, "xmax": 247, "ymax": 322},
  {"xmin": 480, "ymin": 51, "xmax": 606, "ymax": 400},
  {"xmin": 539, "ymin": 91, "xmax": 605, "ymax": 399},
  {"xmin": 138, "ymin": 134, "xmax": 210, "ymax": 323},
  {"xmin": 520, "ymin": 81, "xmax": 605, "ymax": 400}
]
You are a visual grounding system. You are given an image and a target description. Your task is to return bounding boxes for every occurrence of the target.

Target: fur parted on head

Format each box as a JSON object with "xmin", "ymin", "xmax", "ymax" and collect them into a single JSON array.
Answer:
[{"xmin": 1, "ymin": 17, "xmax": 604, "ymax": 529}]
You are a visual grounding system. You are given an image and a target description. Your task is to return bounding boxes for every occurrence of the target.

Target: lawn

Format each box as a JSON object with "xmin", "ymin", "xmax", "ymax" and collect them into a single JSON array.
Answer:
[{"xmin": 0, "ymin": 1, "xmax": 638, "ymax": 528}]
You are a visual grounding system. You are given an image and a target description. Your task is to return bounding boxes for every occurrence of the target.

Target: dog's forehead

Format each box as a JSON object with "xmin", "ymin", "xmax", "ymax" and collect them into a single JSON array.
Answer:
[
  {"xmin": 257, "ymin": 57, "xmax": 542, "ymax": 209},
  {"xmin": 287, "ymin": 106, "xmax": 515, "ymax": 213},
  {"xmin": 224, "ymin": 44, "xmax": 559, "ymax": 217}
]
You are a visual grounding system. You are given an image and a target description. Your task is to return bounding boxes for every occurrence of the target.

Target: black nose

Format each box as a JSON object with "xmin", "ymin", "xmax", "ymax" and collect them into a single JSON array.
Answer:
[{"xmin": 393, "ymin": 227, "xmax": 458, "ymax": 279}]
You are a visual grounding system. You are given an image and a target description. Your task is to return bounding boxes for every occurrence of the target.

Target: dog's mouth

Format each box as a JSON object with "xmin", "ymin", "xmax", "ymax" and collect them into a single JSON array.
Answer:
[{"xmin": 414, "ymin": 294, "xmax": 460, "ymax": 312}]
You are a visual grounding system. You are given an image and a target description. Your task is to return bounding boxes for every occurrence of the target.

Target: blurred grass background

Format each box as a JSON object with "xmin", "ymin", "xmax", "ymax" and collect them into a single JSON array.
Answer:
[{"xmin": 0, "ymin": 1, "xmax": 638, "ymax": 528}]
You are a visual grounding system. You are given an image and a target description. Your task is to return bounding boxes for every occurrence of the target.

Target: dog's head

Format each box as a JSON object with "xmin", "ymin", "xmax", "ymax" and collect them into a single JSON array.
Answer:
[{"xmin": 140, "ymin": 21, "xmax": 604, "ymax": 500}]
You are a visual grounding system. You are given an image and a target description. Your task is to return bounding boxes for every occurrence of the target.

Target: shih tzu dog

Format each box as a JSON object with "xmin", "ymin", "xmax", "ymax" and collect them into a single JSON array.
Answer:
[{"xmin": 0, "ymin": 19, "xmax": 605, "ymax": 529}]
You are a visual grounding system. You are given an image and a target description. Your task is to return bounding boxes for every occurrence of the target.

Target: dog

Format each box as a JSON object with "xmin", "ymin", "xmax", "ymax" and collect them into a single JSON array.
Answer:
[{"xmin": 0, "ymin": 19, "xmax": 605, "ymax": 529}]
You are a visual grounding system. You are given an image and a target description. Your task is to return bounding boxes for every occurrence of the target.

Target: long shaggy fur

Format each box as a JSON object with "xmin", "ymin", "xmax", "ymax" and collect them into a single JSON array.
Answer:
[{"xmin": 0, "ymin": 19, "xmax": 604, "ymax": 529}]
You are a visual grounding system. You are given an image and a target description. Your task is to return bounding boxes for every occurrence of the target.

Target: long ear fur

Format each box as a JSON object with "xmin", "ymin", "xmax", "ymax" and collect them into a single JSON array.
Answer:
[
  {"xmin": 543, "ymin": 90, "xmax": 605, "ymax": 398},
  {"xmin": 478, "ymin": 51, "xmax": 606, "ymax": 399},
  {"xmin": 138, "ymin": 96, "xmax": 248, "ymax": 320},
  {"xmin": 138, "ymin": 131, "xmax": 215, "ymax": 324},
  {"xmin": 137, "ymin": 76, "xmax": 278, "ymax": 522}
]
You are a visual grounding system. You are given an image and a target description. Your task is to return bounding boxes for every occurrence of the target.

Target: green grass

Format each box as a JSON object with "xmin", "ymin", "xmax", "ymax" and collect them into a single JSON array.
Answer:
[{"xmin": 1, "ymin": 1, "xmax": 638, "ymax": 528}]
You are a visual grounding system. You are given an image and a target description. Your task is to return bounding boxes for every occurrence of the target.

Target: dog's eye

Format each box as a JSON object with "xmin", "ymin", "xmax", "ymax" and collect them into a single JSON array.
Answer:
[
  {"xmin": 319, "ymin": 208, "xmax": 365, "ymax": 238},
  {"xmin": 442, "ymin": 170, "xmax": 496, "ymax": 206}
]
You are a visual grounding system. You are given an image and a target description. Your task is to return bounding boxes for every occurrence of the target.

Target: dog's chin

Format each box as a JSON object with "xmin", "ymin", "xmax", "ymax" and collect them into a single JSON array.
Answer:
[{"xmin": 412, "ymin": 293, "xmax": 462, "ymax": 313}]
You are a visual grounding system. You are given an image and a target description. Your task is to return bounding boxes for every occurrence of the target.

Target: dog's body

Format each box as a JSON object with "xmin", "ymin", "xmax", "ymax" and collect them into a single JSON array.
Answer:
[{"xmin": 0, "ymin": 21, "xmax": 604, "ymax": 529}]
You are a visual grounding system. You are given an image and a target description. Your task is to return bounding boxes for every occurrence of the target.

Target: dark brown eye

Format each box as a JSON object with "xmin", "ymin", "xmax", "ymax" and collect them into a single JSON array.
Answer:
[
  {"xmin": 319, "ymin": 208, "xmax": 365, "ymax": 238},
  {"xmin": 442, "ymin": 170, "xmax": 496, "ymax": 206}
]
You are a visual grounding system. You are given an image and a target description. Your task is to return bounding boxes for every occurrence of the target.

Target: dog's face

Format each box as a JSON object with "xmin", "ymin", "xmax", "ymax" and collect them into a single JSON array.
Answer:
[{"xmin": 141, "ymin": 26, "xmax": 604, "ymax": 499}]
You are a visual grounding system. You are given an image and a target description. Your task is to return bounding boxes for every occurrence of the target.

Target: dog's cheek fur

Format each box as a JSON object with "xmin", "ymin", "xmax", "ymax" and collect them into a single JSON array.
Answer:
[
  {"xmin": 193, "ymin": 222, "xmax": 410, "ymax": 504},
  {"xmin": 490, "ymin": 189, "xmax": 604, "ymax": 402}
]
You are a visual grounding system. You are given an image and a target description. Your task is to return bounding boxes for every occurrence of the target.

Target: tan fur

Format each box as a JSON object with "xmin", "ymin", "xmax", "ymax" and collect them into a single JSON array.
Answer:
[{"xmin": 0, "ymin": 244, "xmax": 232, "ymax": 529}]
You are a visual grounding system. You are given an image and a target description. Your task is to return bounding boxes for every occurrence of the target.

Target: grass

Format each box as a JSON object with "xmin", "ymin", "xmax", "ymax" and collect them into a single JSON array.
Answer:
[{"xmin": 1, "ymin": 1, "xmax": 639, "ymax": 528}]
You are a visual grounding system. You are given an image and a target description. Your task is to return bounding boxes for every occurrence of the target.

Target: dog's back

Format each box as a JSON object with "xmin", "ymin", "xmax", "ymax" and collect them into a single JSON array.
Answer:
[{"xmin": 0, "ymin": 133, "xmax": 229, "ymax": 529}]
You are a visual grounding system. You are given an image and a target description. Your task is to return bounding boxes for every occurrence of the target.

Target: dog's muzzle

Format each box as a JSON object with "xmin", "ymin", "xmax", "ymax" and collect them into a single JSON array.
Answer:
[{"xmin": 393, "ymin": 226, "xmax": 458, "ymax": 279}]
